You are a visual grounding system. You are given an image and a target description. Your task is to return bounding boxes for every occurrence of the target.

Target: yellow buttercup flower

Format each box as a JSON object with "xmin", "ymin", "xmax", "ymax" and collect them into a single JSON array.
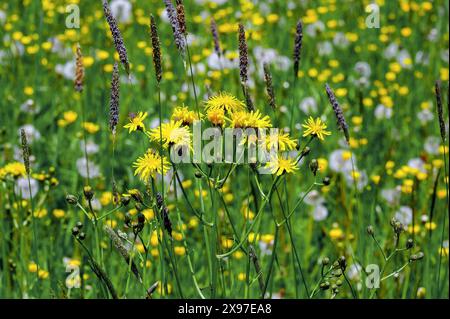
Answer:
[
  {"xmin": 302, "ymin": 117, "xmax": 331, "ymax": 141},
  {"xmin": 150, "ymin": 120, "xmax": 191, "ymax": 149},
  {"xmin": 133, "ymin": 149, "xmax": 169, "ymax": 182},
  {"xmin": 124, "ymin": 112, "xmax": 148, "ymax": 133},
  {"xmin": 204, "ymin": 92, "xmax": 245, "ymax": 113},
  {"xmin": 265, "ymin": 155, "xmax": 298, "ymax": 176},
  {"xmin": 63, "ymin": 110, "xmax": 78, "ymax": 124},
  {"xmin": 83, "ymin": 122, "xmax": 100, "ymax": 134}
]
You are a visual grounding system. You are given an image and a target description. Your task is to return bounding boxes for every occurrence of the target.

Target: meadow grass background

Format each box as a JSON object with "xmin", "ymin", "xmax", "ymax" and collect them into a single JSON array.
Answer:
[{"xmin": 0, "ymin": 0, "xmax": 449, "ymax": 299}]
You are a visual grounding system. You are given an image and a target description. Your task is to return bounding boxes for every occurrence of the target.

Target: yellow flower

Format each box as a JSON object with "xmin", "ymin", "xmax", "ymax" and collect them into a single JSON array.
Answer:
[
  {"xmin": 124, "ymin": 112, "xmax": 148, "ymax": 133},
  {"xmin": 34, "ymin": 208, "xmax": 47, "ymax": 218},
  {"xmin": 207, "ymin": 108, "xmax": 225, "ymax": 126},
  {"xmin": 329, "ymin": 227, "xmax": 344, "ymax": 240},
  {"xmin": 38, "ymin": 269, "xmax": 49, "ymax": 279},
  {"xmin": 52, "ymin": 209, "xmax": 65, "ymax": 218},
  {"xmin": 171, "ymin": 106, "xmax": 199, "ymax": 125},
  {"xmin": 133, "ymin": 150, "xmax": 169, "ymax": 182},
  {"xmin": 142, "ymin": 208, "xmax": 155, "ymax": 220},
  {"xmin": 265, "ymin": 155, "xmax": 298, "ymax": 176},
  {"xmin": 204, "ymin": 92, "xmax": 245, "ymax": 113},
  {"xmin": 229, "ymin": 110, "xmax": 272, "ymax": 129},
  {"xmin": 174, "ymin": 246, "xmax": 186, "ymax": 256},
  {"xmin": 24, "ymin": 86, "xmax": 34, "ymax": 96},
  {"xmin": 266, "ymin": 132, "xmax": 297, "ymax": 151},
  {"xmin": 1, "ymin": 162, "xmax": 26, "ymax": 178},
  {"xmin": 302, "ymin": 117, "xmax": 331, "ymax": 141},
  {"xmin": 63, "ymin": 110, "xmax": 78, "ymax": 124},
  {"xmin": 150, "ymin": 120, "xmax": 191, "ymax": 149},
  {"xmin": 28, "ymin": 262, "xmax": 38, "ymax": 273},
  {"xmin": 83, "ymin": 122, "xmax": 100, "ymax": 134},
  {"xmin": 100, "ymin": 192, "xmax": 113, "ymax": 206},
  {"xmin": 424, "ymin": 222, "xmax": 437, "ymax": 231}
]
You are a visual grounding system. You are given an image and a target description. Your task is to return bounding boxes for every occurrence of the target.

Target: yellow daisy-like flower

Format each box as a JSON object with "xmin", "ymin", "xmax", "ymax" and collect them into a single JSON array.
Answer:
[
  {"xmin": 150, "ymin": 120, "xmax": 191, "ymax": 149},
  {"xmin": 266, "ymin": 132, "xmax": 297, "ymax": 151},
  {"xmin": 229, "ymin": 110, "xmax": 272, "ymax": 129},
  {"xmin": 302, "ymin": 117, "xmax": 331, "ymax": 141},
  {"xmin": 1, "ymin": 162, "xmax": 27, "ymax": 178},
  {"xmin": 204, "ymin": 92, "xmax": 245, "ymax": 113},
  {"xmin": 124, "ymin": 112, "xmax": 148, "ymax": 133},
  {"xmin": 265, "ymin": 155, "xmax": 298, "ymax": 176},
  {"xmin": 245, "ymin": 110, "xmax": 272, "ymax": 128},
  {"xmin": 207, "ymin": 108, "xmax": 225, "ymax": 126},
  {"xmin": 171, "ymin": 106, "xmax": 199, "ymax": 125},
  {"xmin": 133, "ymin": 150, "xmax": 169, "ymax": 182},
  {"xmin": 82, "ymin": 122, "xmax": 100, "ymax": 134}
]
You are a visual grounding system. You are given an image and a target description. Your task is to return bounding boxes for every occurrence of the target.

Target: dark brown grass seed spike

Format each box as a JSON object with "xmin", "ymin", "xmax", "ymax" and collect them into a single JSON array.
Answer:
[
  {"xmin": 109, "ymin": 62, "xmax": 120, "ymax": 135},
  {"xmin": 156, "ymin": 192, "xmax": 173, "ymax": 237},
  {"xmin": 102, "ymin": 0, "xmax": 130, "ymax": 75},
  {"xmin": 238, "ymin": 23, "xmax": 249, "ymax": 84},
  {"xmin": 210, "ymin": 18, "xmax": 221, "ymax": 56},
  {"xmin": 263, "ymin": 63, "xmax": 276, "ymax": 109},
  {"xmin": 175, "ymin": 0, "xmax": 186, "ymax": 35},
  {"xmin": 75, "ymin": 43, "xmax": 84, "ymax": 92},
  {"xmin": 150, "ymin": 14, "xmax": 163, "ymax": 83},
  {"xmin": 104, "ymin": 225, "xmax": 143, "ymax": 283},
  {"xmin": 20, "ymin": 129, "xmax": 30, "ymax": 175},
  {"xmin": 325, "ymin": 83, "xmax": 350, "ymax": 142},
  {"xmin": 435, "ymin": 80, "xmax": 446, "ymax": 142},
  {"xmin": 163, "ymin": 0, "xmax": 186, "ymax": 55},
  {"xmin": 293, "ymin": 19, "xmax": 303, "ymax": 78}
]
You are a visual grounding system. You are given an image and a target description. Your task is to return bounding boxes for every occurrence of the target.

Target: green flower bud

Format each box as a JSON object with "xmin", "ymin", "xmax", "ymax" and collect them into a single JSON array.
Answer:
[{"xmin": 66, "ymin": 194, "xmax": 78, "ymax": 205}]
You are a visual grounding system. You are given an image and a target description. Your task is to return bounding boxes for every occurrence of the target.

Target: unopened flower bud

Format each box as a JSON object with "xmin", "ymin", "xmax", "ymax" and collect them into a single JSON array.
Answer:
[
  {"xmin": 416, "ymin": 287, "xmax": 426, "ymax": 299},
  {"xmin": 322, "ymin": 176, "xmax": 331, "ymax": 186},
  {"xmin": 195, "ymin": 170, "xmax": 202, "ymax": 179},
  {"xmin": 137, "ymin": 212, "xmax": 146, "ymax": 225},
  {"xmin": 320, "ymin": 281, "xmax": 330, "ymax": 290},
  {"xmin": 406, "ymin": 238, "xmax": 414, "ymax": 249},
  {"xmin": 78, "ymin": 232, "xmax": 86, "ymax": 240},
  {"xmin": 121, "ymin": 195, "xmax": 131, "ymax": 206},
  {"xmin": 338, "ymin": 256, "xmax": 347, "ymax": 270},
  {"xmin": 124, "ymin": 212, "xmax": 132, "ymax": 227},
  {"xmin": 66, "ymin": 194, "xmax": 78, "ymax": 205},
  {"xmin": 309, "ymin": 159, "xmax": 319, "ymax": 176},
  {"xmin": 322, "ymin": 257, "xmax": 330, "ymax": 266},
  {"xmin": 76, "ymin": 221, "xmax": 83, "ymax": 229},
  {"xmin": 367, "ymin": 225, "xmax": 374, "ymax": 236},
  {"xmin": 72, "ymin": 227, "xmax": 80, "ymax": 236},
  {"xmin": 83, "ymin": 186, "xmax": 94, "ymax": 201}
]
